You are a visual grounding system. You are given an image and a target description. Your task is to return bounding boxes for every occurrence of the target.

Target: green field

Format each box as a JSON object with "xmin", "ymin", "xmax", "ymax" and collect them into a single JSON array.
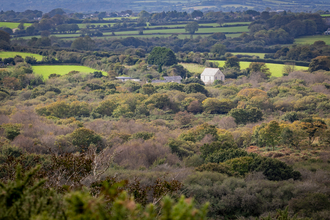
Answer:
[
  {"xmin": 179, "ymin": 63, "xmax": 206, "ymax": 73},
  {"xmin": 211, "ymin": 61, "xmax": 309, "ymax": 77},
  {"xmin": 78, "ymin": 23, "xmax": 113, "ymax": 28},
  {"xmin": 108, "ymin": 26, "xmax": 248, "ymax": 35},
  {"xmin": 17, "ymin": 21, "xmax": 248, "ymax": 41},
  {"xmin": 104, "ymin": 17, "xmax": 138, "ymax": 20},
  {"xmin": 294, "ymin": 35, "xmax": 330, "ymax": 45},
  {"xmin": 226, "ymin": 33, "xmax": 242, "ymax": 38},
  {"xmin": 22, "ymin": 32, "xmax": 241, "ymax": 41},
  {"xmin": 51, "ymin": 33, "xmax": 81, "ymax": 38},
  {"xmin": 321, "ymin": 14, "xmax": 330, "ymax": 17},
  {"xmin": 222, "ymin": 4, "xmax": 254, "ymax": 9},
  {"xmin": 232, "ymin": 52, "xmax": 267, "ymax": 59},
  {"xmin": 0, "ymin": 22, "xmax": 32, "ymax": 29},
  {"xmin": 32, "ymin": 65, "xmax": 108, "ymax": 78},
  {"xmin": 148, "ymin": 22, "xmax": 250, "ymax": 29},
  {"xmin": 0, "ymin": 51, "xmax": 44, "ymax": 61},
  {"xmin": 181, "ymin": 61, "xmax": 309, "ymax": 77}
]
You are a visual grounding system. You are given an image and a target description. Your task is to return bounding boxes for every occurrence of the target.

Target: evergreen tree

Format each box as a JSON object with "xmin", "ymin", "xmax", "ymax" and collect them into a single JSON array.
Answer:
[{"xmin": 147, "ymin": 47, "xmax": 177, "ymax": 66}]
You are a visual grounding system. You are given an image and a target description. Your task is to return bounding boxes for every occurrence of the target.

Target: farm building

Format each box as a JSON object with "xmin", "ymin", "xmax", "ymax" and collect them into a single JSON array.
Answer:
[
  {"xmin": 152, "ymin": 76, "xmax": 182, "ymax": 83},
  {"xmin": 325, "ymin": 28, "xmax": 330, "ymax": 35},
  {"xmin": 200, "ymin": 68, "xmax": 225, "ymax": 84},
  {"xmin": 115, "ymin": 77, "xmax": 140, "ymax": 82}
]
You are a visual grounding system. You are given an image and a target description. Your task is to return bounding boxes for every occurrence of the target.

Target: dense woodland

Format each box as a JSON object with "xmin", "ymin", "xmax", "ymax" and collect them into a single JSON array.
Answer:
[{"xmin": 2, "ymin": 7, "xmax": 330, "ymax": 220}]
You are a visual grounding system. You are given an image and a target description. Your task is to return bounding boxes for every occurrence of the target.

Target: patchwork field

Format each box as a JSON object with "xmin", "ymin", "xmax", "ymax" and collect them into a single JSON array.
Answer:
[
  {"xmin": 0, "ymin": 51, "xmax": 44, "ymax": 61},
  {"xmin": 103, "ymin": 17, "xmax": 139, "ymax": 20},
  {"xmin": 294, "ymin": 35, "xmax": 330, "ymax": 45},
  {"xmin": 179, "ymin": 63, "xmax": 206, "ymax": 74},
  {"xmin": 78, "ymin": 23, "xmax": 114, "ymax": 28},
  {"xmin": 104, "ymin": 26, "xmax": 249, "ymax": 36},
  {"xmin": 32, "ymin": 65, "xmax": 107, "ymax": 78},
  {"xmin": 148, "ymin": 22, "xmax": 250, "ymax": 28},
  {"xmin": 181, "ymin": 61, "xmax": 309, "ymax": 77},
  {"xmin": 211, "ymin": 61, "xmax": 309, "ymax": 77},
  {"xmin": 19, "ymin": 21, "xmax": 248, "ymax": 41},
  {"xmin": 0, "ymin": 22, "xmax": 32, "ymax": 29}
]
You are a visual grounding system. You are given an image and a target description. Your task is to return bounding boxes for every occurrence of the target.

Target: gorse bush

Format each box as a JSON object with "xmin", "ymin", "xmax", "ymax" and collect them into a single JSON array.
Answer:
[
  {"xmin": 1, "ymin": 123, "xmax": 22, "ymax": 140},
  {"xmin": 36, "ymin": 101, "xmax": 91, "ymax": 118},
  {"xmin": 0, "ymin": 164, "xmax": 209, "ymax": 220}
]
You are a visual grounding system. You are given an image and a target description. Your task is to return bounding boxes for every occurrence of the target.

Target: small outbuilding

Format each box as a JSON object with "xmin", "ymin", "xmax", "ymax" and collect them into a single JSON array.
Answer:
[
  {"xmin": 325, "ymin": 28, "xmax": 330, "ymax": 35},
  {"xmin": 151, "ymin": 76, "xmax": 182, "ymax": 84},
  {"xmin": 115, "ymin": 77, "xmax": 140, "ymax": 82},
  {"xmin": 200, "ymin": 68, "xmax": 225, "ymax": 84}
]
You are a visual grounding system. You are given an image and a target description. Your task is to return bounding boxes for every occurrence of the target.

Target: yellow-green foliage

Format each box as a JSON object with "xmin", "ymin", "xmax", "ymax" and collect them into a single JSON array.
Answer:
[
  {"xmin": 35, "ymin": 101, "xmax": 91, "ymax": 118},
  {"xmin": 71, "ymin": 127, "xmax": 102, "ymax": 151},
  {"xmin": 179, "ymin": 123, "xmax": 219, "ymax": 142},
  {"xmin": 237, "ymin": 88, "xmax": 267, "ymax": 99},
  {"xmin": 94, "ymin": 99, "xmax": 117, "ymax": 116},
  {"xmin": 0, "ymin": 123, "xmax": 22, "ymax": 140},
  {"xmin": 202, "ymin": 98, "xmax": 234, "ymax": 114}
]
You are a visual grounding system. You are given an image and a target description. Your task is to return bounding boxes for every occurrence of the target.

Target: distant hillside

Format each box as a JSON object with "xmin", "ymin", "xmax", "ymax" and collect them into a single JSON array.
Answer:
[{"xmin": 3, "ymin": 0, "xmax": 330, "ymax": 13}]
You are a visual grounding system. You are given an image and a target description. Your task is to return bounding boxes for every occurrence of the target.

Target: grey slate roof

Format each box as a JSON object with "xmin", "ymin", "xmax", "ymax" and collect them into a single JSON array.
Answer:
[
  {"xmin": 201, "ymin": 68, "xmax": 222, "ymax": 76},
  {"xmin": 116, "ymin": 77, "xmax": 133, "ymax": 79},
  {"xmin": 163, "ymin": 76, "xmax": 182, "ymax": 81},
  {"xmin": 151, "ymin": 76, "xmax": 182, "ymax": 83}
]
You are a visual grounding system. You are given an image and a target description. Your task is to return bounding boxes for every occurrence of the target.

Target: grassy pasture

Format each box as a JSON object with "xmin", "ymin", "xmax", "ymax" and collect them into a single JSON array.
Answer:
[
  {"xmin": 21, "ymin": 32, "xmax": 242, "ymax": 41},
  {"xmin": 51, "ymin": 33, "xmax": 81, "ymax": 38},
  {"xmin": 294, "ymin": 35, "xmax": 330, "ymax": 45},
  {"xmin": 0, "ymin": 51, "xmax": 44, "ymax": 61},
  {"xmin": 149, "ymin": 23, "xmax": 216, "ymax": 28},
  {"xmin": 97, "ymin": 33, "xmax": 241, "ymax": 40},
  {"xmin": 78, "ymin": 23, "xmax": 113, "ymax": 28},
  {"xmin": 222, "ymin": 4, "xmax": 254, "ymax": 8},
  {"xmin": 211, "ymin": 61, "xmax": 309, "ymax": 77},
  {"xmin": 148, "ymin": 22, "xmax": 250, "ymax": 29},
  {"xmin": 103, "ymin": 17, "xmax": 138, "ymax": 20},
  {"xmin": 0, "ymin": 22, "xmax": 32, "ymax": 29},
  {"xmin": 18, "ymin": 21, "xmax": 248, "ymax": 40},
  {"xmin": 195, "ymin": 26, "xmax": 249, "ymax": 33},
  {"xmin": 109, "ymin": 26, "xmax": 249, "ymax": 35},
  {"xmin": 180, "ymin": 61, "xmax": 308, "ymax": 77},
  {"xmin": 179, "ymin": 63, "xmax": 205, "ymax": 74},
  {"xmin": 226, "ymin": 33, "xmax": 242, "ymax": 38},
  {"xmin": 32, "ymin": 65, "xmax": 107, "ymax": 78}
]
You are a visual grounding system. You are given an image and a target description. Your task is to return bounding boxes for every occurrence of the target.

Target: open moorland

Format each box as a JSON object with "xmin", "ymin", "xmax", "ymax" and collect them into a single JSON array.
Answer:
[{"xmin": 2, "ymin": 7, "xmax": 330, "ymax": 220}]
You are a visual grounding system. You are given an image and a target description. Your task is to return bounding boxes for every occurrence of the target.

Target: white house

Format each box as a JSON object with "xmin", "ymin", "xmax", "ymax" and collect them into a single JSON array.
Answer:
[
  {"xmin": 200, "ymin": 68, "xmax": 225, "ymax": 84},
  {"xmin": 325, "ymin": 28, "xmax": 330, "ymax": 35}
]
